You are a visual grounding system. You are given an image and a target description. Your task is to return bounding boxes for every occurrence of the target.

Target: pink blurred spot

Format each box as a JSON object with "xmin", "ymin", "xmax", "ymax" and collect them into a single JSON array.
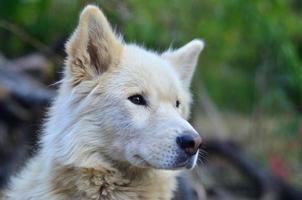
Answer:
[{"xmin": 268, "ymin": 154, "xmax": 288, "ymax": 180}]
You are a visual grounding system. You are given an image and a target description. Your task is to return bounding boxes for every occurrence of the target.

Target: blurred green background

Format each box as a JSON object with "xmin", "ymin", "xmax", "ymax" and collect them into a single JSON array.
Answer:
[
  {"xmin": 0, "ymin": 0, "xmax": 301, "ymax": 190},
  {"xmin": 1, "ymin": 0, "xmax": 302, "ymax": 113}
]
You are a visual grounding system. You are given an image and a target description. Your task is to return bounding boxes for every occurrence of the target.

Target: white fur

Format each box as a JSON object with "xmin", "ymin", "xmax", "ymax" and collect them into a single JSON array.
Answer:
[{"xmin": 2, "ymin": 5, "xmax": 204, "ymax": 200}]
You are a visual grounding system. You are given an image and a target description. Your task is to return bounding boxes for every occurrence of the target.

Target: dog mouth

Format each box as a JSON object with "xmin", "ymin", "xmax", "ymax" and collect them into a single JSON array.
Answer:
[
  {"xmin": 172, "ymin": 154, "xmax": 197, "ymax": 169},
  {"xmin": 132, "ymin": 152, "xmax": 198, "ymax": 170},
  {"xmin": 184, "ymin": 155, "xmax": 198, "ymax": 169},
  {"xmin": 132, "ymin": 155, "xmax": 153, "ymax": 168}
]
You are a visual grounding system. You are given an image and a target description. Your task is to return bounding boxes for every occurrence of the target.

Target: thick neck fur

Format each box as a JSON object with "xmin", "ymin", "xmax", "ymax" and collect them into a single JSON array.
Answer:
[{"xmin": 4, "ymin": 153, "xmax": 177, "ymax": 200}]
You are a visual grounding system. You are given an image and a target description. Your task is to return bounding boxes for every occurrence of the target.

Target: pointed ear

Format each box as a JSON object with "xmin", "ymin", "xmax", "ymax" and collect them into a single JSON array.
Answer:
[
  {"xmin": 162, "ymin": 39, "xmax": 204, "ymax": 88},
  {"xmin": 65, "ymin": 5, "xmax": 122, "ymax": 86}
]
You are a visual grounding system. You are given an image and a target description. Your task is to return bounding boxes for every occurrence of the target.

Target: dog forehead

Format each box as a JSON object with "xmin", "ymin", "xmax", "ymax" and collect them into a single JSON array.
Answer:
[{"xmin": 116, "ymin": 44, "xmax": 183, "ymax": 94}]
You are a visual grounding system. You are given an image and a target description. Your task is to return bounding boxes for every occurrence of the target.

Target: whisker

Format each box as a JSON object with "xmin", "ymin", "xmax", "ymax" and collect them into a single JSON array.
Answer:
[{"xmin": 197, "ymin": 146, "xmax": 208, "ymax": 165}]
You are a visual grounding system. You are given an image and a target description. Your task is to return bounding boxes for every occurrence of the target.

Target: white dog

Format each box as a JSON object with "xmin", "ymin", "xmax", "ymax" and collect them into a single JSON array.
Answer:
[{"xmin": 2, "ymin": 5, "xmax": 204, "ymax": 200}]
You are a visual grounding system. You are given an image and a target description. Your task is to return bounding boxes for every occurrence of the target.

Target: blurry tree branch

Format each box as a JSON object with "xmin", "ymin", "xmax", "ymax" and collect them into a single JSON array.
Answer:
[
  {"xmin": 201, "ymin": 139, "xmax": 302, "ymax": 200},
  {"xmin": 0, "ymin": 20, "xmax": 63, "ymax": 65}
]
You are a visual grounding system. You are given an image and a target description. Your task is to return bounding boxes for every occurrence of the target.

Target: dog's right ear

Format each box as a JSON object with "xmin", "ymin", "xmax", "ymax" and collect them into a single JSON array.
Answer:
[{"xmin": 65, "ymin": 5, "xmax": 122, "ymax": 86}]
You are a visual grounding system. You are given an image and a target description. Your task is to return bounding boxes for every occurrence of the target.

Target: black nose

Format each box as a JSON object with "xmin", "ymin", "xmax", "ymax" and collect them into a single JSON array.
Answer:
[{"xmin": 176, "ymin": 133, "xmax": 202, "ymax": 155}]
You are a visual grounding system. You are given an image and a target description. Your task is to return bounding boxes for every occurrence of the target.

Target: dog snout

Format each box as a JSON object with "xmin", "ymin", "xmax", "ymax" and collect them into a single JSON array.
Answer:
[{"xmin": 176, "ymin": 132, "xmax": 202, "ymax": 156}]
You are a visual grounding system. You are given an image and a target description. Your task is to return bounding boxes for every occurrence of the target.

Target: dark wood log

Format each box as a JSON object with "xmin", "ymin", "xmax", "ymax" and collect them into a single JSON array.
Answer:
[{"xmin": 203, "ymin": 139, "xmax": 302, "ymax": 200}]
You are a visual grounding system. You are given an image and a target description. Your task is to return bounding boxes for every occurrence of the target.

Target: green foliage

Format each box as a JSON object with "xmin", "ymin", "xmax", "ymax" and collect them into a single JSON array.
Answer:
[{"xmin": 0, "ymin": 0, "xmax": 301, "ymax": 113}]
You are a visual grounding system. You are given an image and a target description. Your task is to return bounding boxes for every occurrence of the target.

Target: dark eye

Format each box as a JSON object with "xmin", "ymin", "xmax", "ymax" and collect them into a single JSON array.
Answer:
[
  {"xmin": 128, "ymin": 94, "xmax": 147, "ymax": 106},
  {"xmin": 176, "ymin": 100, "xmax": 180, "ymax": 108}
]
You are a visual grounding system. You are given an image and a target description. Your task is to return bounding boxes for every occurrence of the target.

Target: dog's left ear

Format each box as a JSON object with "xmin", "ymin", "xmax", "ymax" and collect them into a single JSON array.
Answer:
[
  {"xmin": 65, "ymin": 5, "xmax": 122, "ymax": 86},
  {"xmin": 162, "ymin": 39, "xmax": 204, "ymax": 88}
]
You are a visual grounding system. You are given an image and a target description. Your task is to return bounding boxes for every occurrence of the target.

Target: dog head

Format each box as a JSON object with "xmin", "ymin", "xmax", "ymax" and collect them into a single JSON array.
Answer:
[{"xmin": 46, "ymin": 5, "xmax": 204, "ymax": 170}]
